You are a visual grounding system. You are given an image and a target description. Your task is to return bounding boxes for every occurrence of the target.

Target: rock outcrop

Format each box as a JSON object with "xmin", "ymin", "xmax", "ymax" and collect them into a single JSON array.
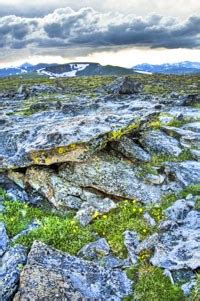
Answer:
[{"xmin": 14, "ymin": 241, "xmax": 132, "ymax": 301}]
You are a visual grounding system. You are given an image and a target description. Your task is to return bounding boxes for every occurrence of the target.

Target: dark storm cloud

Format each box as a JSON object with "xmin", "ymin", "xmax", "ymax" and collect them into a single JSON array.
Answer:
[{"xmin": 0, "ymin": 7, "xmax": 199, "ymax": 49}]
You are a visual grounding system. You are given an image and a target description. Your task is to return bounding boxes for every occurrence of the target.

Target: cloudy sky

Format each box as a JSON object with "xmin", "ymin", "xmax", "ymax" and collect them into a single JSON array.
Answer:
[{"xmin": 0, "ymin": 0, "xmax": 199, "ymax": 67}]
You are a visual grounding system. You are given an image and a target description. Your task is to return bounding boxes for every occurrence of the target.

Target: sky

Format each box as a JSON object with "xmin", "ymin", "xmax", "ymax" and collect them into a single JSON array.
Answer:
[{"xmin": 0, "ymin": 0, "xmax": 199, "ymax": 67}]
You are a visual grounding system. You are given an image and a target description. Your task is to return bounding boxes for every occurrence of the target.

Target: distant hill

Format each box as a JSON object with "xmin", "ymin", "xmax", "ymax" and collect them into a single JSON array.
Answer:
[
  {"xmin": 0, "ymin": 61, "xmax": 199, "ymax": 78},
  {"xmin": 0, "ymin": 62, "xmax": 135, "ymax": 78},
  {"xmin": 133, "ymin": 61, "xmax": 200, "ymax": 74},
  {"xmin": 38, "ymin": 62, "xmax": 135, "ymax": 77}
]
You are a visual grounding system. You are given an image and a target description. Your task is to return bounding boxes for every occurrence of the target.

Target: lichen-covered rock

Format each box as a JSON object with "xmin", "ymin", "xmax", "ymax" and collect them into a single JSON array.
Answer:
[
  {"xmin": 151, "ymin": 210, "xmax": 200, "ymax": 270},
  {"xmin": 164, "ymin": 199, "xmax": 194, "ymax": 222},
  {"xmin": 124, "ymin": 231, "xmax": 140, "ymax": 264},
  {"xmin": 111, "ymin": 136, "xmax": 151, "ymax": 162},
  {"xmin": 25, "ymin": 167, "xmax": 84, "ymax": 210},
  {"xmin": 140, "ymin": 130, "xmax": 182, "ymax": 156},
  {"xmin": 0, "ymin": 92, "xmax": 157, "ymax": 169},
  {"xmin": 14, "ymin": 241, "xmax": 132, "ymax": 301},
  {"xmin": 59, "ymin": 152, "xmax": 164, "ymax": 204},
  {"xmin": 1, "ymin": 245, "xmax": 27, "ymax": 301}
]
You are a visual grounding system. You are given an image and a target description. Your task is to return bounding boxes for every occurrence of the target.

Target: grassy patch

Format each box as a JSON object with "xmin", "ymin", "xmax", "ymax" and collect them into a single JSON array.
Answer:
[
  {"xmin": 0, "ymin": 198, "xmax": 94, "ymax": 255},
  {"xmin": 90, "ymin": 200, "xmax": 154, "ymax": 258},
  {"xmin": 125, "ymin": 263, "xmax": 184, "ymax": 301},
  {"xmin": 138, "ymin": 150, "xmax": 194, "ymax": 178}
]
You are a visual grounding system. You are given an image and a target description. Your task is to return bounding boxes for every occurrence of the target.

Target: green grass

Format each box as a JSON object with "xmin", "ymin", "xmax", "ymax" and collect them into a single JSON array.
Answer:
[
  {"xmin": 0, "ymin": 197, "xmax": 94, "ymax": 254},
  {"xmin": 89, "ymin": 200, "xmax": 154, "ymax": 257},
  {"xmin": 125, "ymin": 263, "xmax": 184, "ymax": 301},
  {"xmin": 1, "ymin": 184, "xmax": 199, "ymax": 299},
  {"xmin": 138, "ymin": 150, "xmax": 194, "ymax": 177}
]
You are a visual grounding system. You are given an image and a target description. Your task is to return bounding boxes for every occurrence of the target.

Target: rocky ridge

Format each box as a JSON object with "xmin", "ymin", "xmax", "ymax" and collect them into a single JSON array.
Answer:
[{"xmin": 0, "ymin": 76, "xmax": 200, "ymax": 300}]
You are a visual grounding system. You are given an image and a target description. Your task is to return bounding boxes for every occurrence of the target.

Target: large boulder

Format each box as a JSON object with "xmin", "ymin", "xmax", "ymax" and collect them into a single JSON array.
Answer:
[
  {"xmin": 14, "ymin": 241, "xmax": 132, "ymax": 300},
  {"xmin": 106, "ymin": 76, "xmax": 143, "ymax": 94}
]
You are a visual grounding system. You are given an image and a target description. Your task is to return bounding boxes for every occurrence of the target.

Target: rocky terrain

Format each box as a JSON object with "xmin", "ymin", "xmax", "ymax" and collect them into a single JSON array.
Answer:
[{"xmin": 0, "ymin": 74, "xmax": 200, "ymax": 300}]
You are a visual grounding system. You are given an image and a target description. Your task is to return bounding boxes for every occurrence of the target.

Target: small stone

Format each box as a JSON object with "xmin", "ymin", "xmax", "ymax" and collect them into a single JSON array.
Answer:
[
  {"xmin": 181, "ymin": 281, "xmax": 196, "ymax": 296},
  {"xmin": 78, "ymin": 238, "xmax": 110, "ymax": 260},
  {"xmin": 124, "ymin": 231, "xmax": 140, "ymax": 264},
  {"xmin": 143, "ymin": 212, "xmax": 156, "ymax": 227}
]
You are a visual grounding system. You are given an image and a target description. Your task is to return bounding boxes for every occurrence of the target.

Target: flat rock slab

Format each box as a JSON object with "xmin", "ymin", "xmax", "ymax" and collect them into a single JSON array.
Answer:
[
  {"xmin": 0, "ymin": 96, "xmax": 157, "ymax": 169},
  {"xmin": 59, "ymin": 152, "xmax": 164, "ymax": 204},
  {"xmin": 14, "ymin": 241, "xmax": 132, "ymax": 301}
]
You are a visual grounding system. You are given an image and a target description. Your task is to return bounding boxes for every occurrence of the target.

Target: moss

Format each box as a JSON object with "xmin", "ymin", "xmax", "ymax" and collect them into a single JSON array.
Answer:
[
  {"xmin": 108, "ymin": 121, "xmax": 140, "ymax": 141},
  {"xmin": 178, "ymin": 184, "xmax": 200, "ymax": 198},
  {"xmin": 29, "ymin": 143, "xmax": 87, "ymax": 165},
  {"xmin": 148, "ymin": 120, "xmax": 162, "ymax": 130}
]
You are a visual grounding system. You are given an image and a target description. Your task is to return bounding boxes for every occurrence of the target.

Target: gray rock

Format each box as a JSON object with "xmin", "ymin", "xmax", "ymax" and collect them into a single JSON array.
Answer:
[
  {"xmin": 59, "ymin": 152, "xmax": 164, "ymax": 204},
  {"xmin": 143, "ymin": 212, "xmax": 156, "ymax": 227},
  {"xmin": 98, "ymin": 256, "xmax": 131, "ymax": 269},
  {"xmin": 1, "ymin": 91, "xmax": 155, "ymax": 169},
  {"xmin": 76, "ymin": 197, "xmax": 117, "ymax": 226},
  {"xmin": 181, "ymin": 280, "xmax": 196, "ymax": 296},
  {"xmin": 6, "ymin": 187, "xmax": 29, "ymax": 202},
  {"xmin": 151, "ymin": 210, "xmax": 200, "ymax": 270},
  {"xmin": 106, "ymin": 76, "xmax": 143, "ymax": 94},
  {"xmin": 164, "ymin": 161, "xmax": 200, "ymax": 186},
  {"xmin": 182, "ymin": 122, "xmax": 200, "ymax": 133},
  {"xmin": 136, "ymin": 233, "xmax": 159, "ymax": 254},
  {"xmin": 111, "ymin": 136, "xmax": 151, "ymax": 162},
  {"xmin": 140, "ymin": 130, "xmax": 182, "ymax": 157},
  {"xmin": 14, "ymin": 241, "xmax": 132, "ymax": 301},
  {"xmin": 1, "ymin": 245, "xmax": 27, "ymax": 301},
  {"xmin": 124, "ymin": 231, "xmax": 140, "ymax": 264},
  {"xmin": 158, "ymin": 220, "xmax": 178, "ymax": 231},
  {"xmin": 25, "ymin": 167, "xmax": 84, "ymax": 210},
  {"xmin": 78, "ymin": 238, "xmax": 110, "ymax": 260},
  {"xmin": 0, "ymin": 222, "xmax": 9, "ymax": 256},
  {"xmin": 164, "ymin": 199, "xmax": 195, "ymax": 222}
]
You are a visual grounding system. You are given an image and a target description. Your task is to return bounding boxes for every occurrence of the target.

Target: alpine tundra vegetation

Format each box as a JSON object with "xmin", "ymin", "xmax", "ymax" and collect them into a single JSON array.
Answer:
[{"xmin": 0, "ymin": 72, "xmax": 200, "ymax": 301}]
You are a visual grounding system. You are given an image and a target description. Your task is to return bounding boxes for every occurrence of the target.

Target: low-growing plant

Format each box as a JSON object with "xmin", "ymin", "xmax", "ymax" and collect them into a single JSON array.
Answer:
[{"xmin": 90, "ymin": 200, "xmax": 153, "ymax": 257}]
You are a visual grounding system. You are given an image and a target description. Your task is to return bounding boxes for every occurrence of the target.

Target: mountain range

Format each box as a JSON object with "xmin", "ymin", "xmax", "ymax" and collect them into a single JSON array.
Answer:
[
  {"xmin": 0, "ymin": 61, "xmax": 199, "ymax": 77},
  {"xmin": 133, "ymin": 61, "xmax": 200, "ymax": 74}
]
